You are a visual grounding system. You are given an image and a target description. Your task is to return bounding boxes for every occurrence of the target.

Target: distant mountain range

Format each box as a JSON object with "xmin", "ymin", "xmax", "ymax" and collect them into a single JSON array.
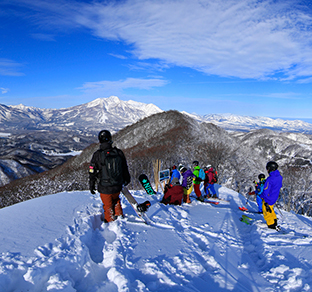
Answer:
[
  {"xmin": 0, "ymin": 96, "xmax": 162, "ymax": 135},
  {"xmin": 0, "ymin": 96, "xmax": 162, "ymax": 186},
  {"xmin": 184, "ymin": 112, "xmax": 312, "ymax": 134},
  {"xmin": 2, "ymin": 110, "xmax": 312, "ymax": 209},
  {"xmin": 1, "ymin": 96, "xmax": 312, "ymax": 135},
  {"xmin": 1, "ymin": 96, "xmax": 312, "ymax": 188}
]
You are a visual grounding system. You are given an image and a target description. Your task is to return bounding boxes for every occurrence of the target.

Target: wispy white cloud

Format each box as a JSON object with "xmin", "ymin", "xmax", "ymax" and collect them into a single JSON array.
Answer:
[
  {"xmin": 0, "ymin": 87, "xmax": 9, "ymax": 94},
  {"xmin": 77, "ymin": 77, "xmax": 169, "ymax": 95},
  {"xmin": 5, "ymin": 0, "xmax": 312, "ymax": 81},
  {"xmin": 108, "ymin": 53, "xmax": 128, "ymax": 60},
  {"xmin": 0, "ymin": 58, "xmax": 24, "ymax": 76}
]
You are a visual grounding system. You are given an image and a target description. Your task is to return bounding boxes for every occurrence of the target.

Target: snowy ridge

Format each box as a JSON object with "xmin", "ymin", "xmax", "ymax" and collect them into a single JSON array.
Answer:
[
  {"xmin": 1, "ymin": 186, "xmax": 312, "ymax": 291},
  {"xmin": 0, "ymin": 96, "xmax": 163, "ymax": 134},
  {"xmin": 182, "ymin": 112, "xmax": 312, "ymax": 133},
  {"xmin": 1, "ymin": 97, "xmax": 312, "ymax": 134}
]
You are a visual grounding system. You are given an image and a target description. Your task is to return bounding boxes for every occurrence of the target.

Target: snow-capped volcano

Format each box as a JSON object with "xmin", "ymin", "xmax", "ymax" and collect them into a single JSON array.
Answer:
[{"xmin": 0, "ymin": 96, "xmax": 163, "ymax": 135}]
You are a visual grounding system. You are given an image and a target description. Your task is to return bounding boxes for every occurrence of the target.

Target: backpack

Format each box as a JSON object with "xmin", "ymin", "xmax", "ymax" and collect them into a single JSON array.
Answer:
[
  {"xmin": 211, "ymin": 168, "xmax": 218, "ymax": 183},
  {"xmin": 186, "ymin": 176, "xmax": 193, "ymax": 190},
  {"xmin": 100, "ymin": 148, "xmax": 124, "ymax": 187},
  {"xmin": 198, "ymin": 168, "xmax": 205, "ymax": 181}
]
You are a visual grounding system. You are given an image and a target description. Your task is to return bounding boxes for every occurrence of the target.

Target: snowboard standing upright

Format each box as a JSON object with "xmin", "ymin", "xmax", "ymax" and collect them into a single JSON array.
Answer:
[
  {"xmin": 121, "ymin": 186, "xmax": 151, "ymax": 224},
  {"xmin": 138, "ymin": 174, "xmax": 156, "ymax": 195}
]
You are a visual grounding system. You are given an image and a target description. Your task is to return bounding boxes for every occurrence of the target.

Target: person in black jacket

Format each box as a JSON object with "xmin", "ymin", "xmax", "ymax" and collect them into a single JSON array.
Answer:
[{"xmin": 89, "ymin": 130, "xmax": 131, "ymax": 223}]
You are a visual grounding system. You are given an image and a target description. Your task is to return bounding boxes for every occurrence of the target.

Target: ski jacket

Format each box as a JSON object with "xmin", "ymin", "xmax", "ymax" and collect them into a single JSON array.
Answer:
[
  {"xmin": 193, "ymin": 166, "xmax": 202, "ymax": 184},
  {"xmin": 204, "ymin": 167, "xmax": 216, "ymax": 185},
  {"xmin": 260, "ymin": 170, "xmax": 283, "ymax": 205},
  {"xmin": 181, "ymin": 169, "xmax": 195, "ymax": 188},
  {"xmin": 89, "ymin": 142, "xmax": 131, "ymax": 194},
  {"xmin": 170, "ymin": 169, "xmax": 181, "ymax": 183},
  {"xmin": 161, "ymin": 184, "xmax": 183, "ymax": 205},
  {"xmin": 255, "ymin": 180, "xmax": 265, "ymax": 195}
]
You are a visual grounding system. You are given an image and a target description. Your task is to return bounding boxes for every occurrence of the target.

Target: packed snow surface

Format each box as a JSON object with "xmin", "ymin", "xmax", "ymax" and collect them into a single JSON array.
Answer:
[{"xmin": 1, "ymin": 186, "xmax": 312, "ymax": 292}]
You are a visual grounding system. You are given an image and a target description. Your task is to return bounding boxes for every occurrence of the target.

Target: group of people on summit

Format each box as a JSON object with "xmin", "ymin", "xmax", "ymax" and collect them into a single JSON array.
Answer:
[
  {"xmin": 89, "ymin": 130, "xmax": 283, "ymax": 230},
  {"xmin": 161, "ymin": 161, "xmax": 218, "ymax": 205}
]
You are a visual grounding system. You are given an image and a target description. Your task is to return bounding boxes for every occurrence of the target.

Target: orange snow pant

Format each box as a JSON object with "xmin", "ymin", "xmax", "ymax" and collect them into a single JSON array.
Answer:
[
  {"xmin": 100, "ymin": 192, "xmax": 123, "ymax": 223},
  {"xmin": 262, "ymin": 202, "xmax": 277, "ymax": 227}
]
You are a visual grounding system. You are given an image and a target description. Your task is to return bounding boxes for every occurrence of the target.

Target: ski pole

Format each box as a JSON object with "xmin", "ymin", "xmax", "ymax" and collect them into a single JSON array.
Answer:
[
  {"xmin": 245, "ymin": 187, "xmax": 252, "ymax": 206},
  {"xmin": 275, "ymin": 203, "xmax": 284, "ymax": 218}
]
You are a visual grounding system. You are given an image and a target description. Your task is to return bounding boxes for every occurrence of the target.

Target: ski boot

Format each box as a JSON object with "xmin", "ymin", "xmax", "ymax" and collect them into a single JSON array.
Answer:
[{"xmin": 137, "ymin": 201, "xmax": 151, "ymax": 212}]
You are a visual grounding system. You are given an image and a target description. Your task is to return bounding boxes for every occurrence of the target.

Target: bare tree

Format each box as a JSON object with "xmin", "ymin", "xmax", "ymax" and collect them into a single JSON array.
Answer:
[
  {"xmin": 194, "ymin": 141, "xmax": 231, "ymax": 172},
  {"xmin": 280, "ymin": 164, "xmax": 312, "ymax": 215}
]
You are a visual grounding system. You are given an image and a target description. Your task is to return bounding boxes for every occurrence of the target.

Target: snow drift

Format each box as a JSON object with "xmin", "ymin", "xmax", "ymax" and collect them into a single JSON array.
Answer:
[{"xmin": 1, "ymin": 186, "xmax": 312, "ymax": 291}]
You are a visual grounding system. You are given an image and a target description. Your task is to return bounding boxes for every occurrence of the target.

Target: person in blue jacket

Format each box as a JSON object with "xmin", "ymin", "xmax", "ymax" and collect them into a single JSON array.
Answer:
[
  {"xmin": 170, "ymin": 165, "xmax": 181, "ymax": 183},
  {"xmin": 259, "ymin": 161, "xmax": 283, "ymax": 230},
  {"xmin": 249, "ymin": 173, "xmax": 266, "ymax": 213}
]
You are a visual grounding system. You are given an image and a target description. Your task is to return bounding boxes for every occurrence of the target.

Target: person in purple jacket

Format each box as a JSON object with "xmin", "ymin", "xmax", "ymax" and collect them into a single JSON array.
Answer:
[
  {"xmin": 260, "ymin": 161, "xmax": 283, "ymax": 230},
  {"xmin": 178, "ymin": 165, "xmax": 195, "ymax": 204}
]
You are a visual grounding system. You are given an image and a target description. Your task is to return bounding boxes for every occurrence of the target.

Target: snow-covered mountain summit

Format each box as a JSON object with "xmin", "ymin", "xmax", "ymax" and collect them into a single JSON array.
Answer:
[{"xmin": 0, "ymin": 96, "xmax": 163, "ymax": 134}]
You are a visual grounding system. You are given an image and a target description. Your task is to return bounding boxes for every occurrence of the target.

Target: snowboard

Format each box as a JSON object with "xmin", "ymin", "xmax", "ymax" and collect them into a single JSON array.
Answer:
[
  {"xmin": 239, "ymin": 214, "xmax": 253, "ymax": 225},
  {"xmin": 121, "ymin": 186, "xmax": 151, "ymax": 224},
  {"xmin": 193, "ymin": 196, "xmax": 220, "ymax": 205},
  {"xmin": 138, "ymin": 174, "xmax": 156, "ymax": 195},
  {"xmin": 208, "ymin": 197, "xmax": 230, "ymax": 203},
  {"xmin": 239, "ymin": 208, "xmax": 262, "ymax": 214},
  {"xmin": 201, "ymin": 200, "xmax": 219, "ymax": 205}
]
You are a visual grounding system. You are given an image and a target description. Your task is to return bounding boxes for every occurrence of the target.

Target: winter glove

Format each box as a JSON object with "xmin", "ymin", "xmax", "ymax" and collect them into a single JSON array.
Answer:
[
  {"xmin": 89, "ymin": 181, "xmax": 96, "ymax": 194},
  {"xmin": 248, "ymin": 191, "xmax": 255, "ymax": 196},
  {"xmin": 264, "ymin": 202, "xmax": 272, "ymax": 213}
]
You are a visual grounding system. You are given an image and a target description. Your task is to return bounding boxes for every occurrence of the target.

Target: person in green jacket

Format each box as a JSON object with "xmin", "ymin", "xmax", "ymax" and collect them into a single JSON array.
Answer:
[{"xmin": 192, "ymin": 160, "xmax": 204, "ymax": 199}]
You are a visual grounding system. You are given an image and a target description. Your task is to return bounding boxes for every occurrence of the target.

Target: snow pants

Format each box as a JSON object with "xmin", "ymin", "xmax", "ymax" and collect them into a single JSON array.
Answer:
[
  {"xmin": 204, "ymin": 183, "xmax": 216, "ymax": 197},
  {"xmin": 193, "ymin": 184, "xmax": 201, "ymax": 198},
  {"xmin": 100, "ymin": 192, "xmax": 123, "ymax": 223},
  {"xmin": 256, "ymin": 195, "xmax": 263, "ymax": 213},
  {"xmin": 183, "ymin": 185, "xmax": 193, "ymax": 203},
  {"xmin": 262, "ymin": 201, "xmax": 277, "ymax": 228}
]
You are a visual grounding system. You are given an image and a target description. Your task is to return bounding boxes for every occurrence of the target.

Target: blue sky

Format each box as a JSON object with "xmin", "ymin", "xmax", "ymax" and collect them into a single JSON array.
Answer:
[{"xmin": 1, "ymin": 0, "xmax": 312, "ymax": 120}]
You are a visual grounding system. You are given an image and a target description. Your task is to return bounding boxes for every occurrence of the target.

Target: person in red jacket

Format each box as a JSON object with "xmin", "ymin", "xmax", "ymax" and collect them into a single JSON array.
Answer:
[
  {"xmin": 161, "ymin": 178, "xmax": 184, "ymax": 205},
  {"xmin": 204, "ymin": 165, "xmax": 218, "ymax": 198}
]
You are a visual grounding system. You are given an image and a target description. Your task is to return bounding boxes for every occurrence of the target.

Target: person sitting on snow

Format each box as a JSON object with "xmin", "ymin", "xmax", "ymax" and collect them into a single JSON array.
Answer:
[{"xmin": 161, "ymin": 178, "xmax": 184, "ymax": 205}]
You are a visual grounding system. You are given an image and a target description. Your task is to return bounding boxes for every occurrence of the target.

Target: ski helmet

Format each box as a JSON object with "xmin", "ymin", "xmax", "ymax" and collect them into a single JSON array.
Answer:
[
  {"xmin": 258, "ymin": 173, "xmax": 265, "ymax": 180},
  {"xmin": 98, "ymin": 130, "xmax": 112, "ymax": 143},
  {"xmin": 266, "ymin": 161, "xmax": 278, "ymax": 173},
  {"xmin": 178, "ymin": 164, "xmax": 184, "ymax": 171},
  {"xmin": 192, "ymin": 160, "xmax": 199, "ymax": 166},
  {"xmin": 206, "ymin": 164, "xmax": 212, "ymax": 169}
]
